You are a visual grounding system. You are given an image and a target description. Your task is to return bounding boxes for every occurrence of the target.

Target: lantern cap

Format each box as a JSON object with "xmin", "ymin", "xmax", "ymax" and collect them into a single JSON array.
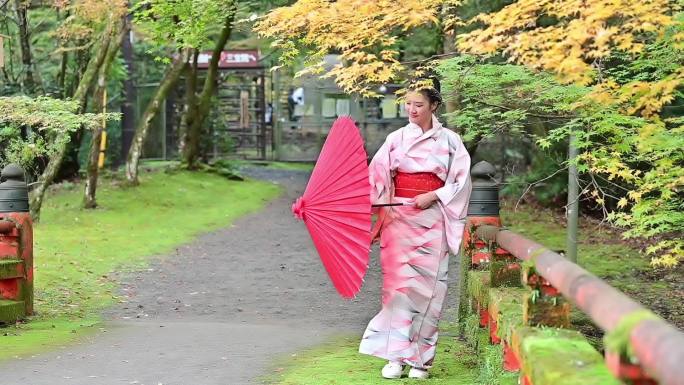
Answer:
[{"xmin": 0, "ymin": 164, "xmax": 29, "ymax": 213}]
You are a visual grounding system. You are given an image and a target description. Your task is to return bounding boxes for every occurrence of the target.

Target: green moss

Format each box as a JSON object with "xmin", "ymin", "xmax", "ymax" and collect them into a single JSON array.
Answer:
[
  {"xmin": 603, "ymin": 310, "xmax": 660, "ymax": 361},
  {"xmin": 458, "ymin": 248, "xmax": 472, "ymax": 336},
  {"xmin": 488, "ymin": 288, "xmax": 526, "ymax": 343},
  {"xmin": 463, "ymin": 313, "xmax": 482, "ymax": 349},
  {"xmin": 524, "ymin": 293, "xmax": 571, "ymax": 328},
  {"xmin": 0, "ymin": 170, "xmax": 282, "ymax": 360},
  {"xmin": 467, "ymin": 271, "xmax": 490, "ymax": 307},
  {"xmin": 500, "ymin": 204, "xmax": 647, "ymax": 277},
  {"xmin": 477, "ymin": 343, "xmax": 519, "ymax": 385},
  {"xmin": 490, "ymin": 257, "xmax": 521, "ymax": 287},
  {"xmin": 460, "ymin": 313, "xmax": 520, "ymax": 385},
  {"xmin": 515, "ymin": 327, "xmax": 622, "ymax": 385},
  {"xmin": 262, "ymin": 324, "xmax": 478, "ymax": 385},
  {"xmin": 0, "ymin": 259, "xmax": 21, "ymax": 279},
  {"xmin": 0, "ymin": 300, "xmax": 24, "ymax": 323}
]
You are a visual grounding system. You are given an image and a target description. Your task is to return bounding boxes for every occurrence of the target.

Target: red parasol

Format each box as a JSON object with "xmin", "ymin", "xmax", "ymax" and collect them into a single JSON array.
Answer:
[{"xmin": 291, "ymin": 116, "xmax": 372, "ymax": 299}]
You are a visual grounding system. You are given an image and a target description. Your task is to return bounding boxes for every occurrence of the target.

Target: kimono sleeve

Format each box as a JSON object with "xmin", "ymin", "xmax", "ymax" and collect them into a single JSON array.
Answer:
[
  {"xmin": 434, "ymin": 132, "xmax": 472, "ymax": 254},
  {"xmin": 368, "ymin": 132, "xmax": 397, "ymax": 206},
  {"xmin": 434, "ymin": 133, "xmax": 471, "ymax": 209}
]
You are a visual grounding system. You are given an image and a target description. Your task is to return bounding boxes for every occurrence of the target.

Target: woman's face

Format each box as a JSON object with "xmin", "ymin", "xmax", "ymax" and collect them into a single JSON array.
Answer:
[{"xmin": 405, "ymin": 91, "xmax": 436, "ymax": 128}]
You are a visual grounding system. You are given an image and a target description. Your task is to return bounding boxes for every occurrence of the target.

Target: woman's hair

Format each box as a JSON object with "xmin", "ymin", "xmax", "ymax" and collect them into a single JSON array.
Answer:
[{"xmin": 407, "ymin": 77, "xmax": 443, "ymax": 108}]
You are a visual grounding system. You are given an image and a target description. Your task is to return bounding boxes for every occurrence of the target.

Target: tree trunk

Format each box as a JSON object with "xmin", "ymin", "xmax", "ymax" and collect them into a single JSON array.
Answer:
[
  {"xmin": 3, "ymin": 19, "xmax": 18, "ymax": 84},
  {"xmin": 120, "ymin": 12, "xmax": 136, "ymax": 165},
  {"xmin": 178, "ymin": 49, "xmax": 199, "ymax": 158},
  {"xmin": 56, "ymin": 9, "xmax": 70, "ymax": 98},
  {"xmin": 29, "ymin": 24, "xmax": 115, "ymax": 221},
  {"xmin": 58, "ymin": 51, "xmax": 69, "ymax": 98},
  {"xmin": 182, "ymin": 11, "xmax": 236, "ymax": 168},
  {"xmin": 73, "ymin": 23, "xmax": 114, "ymax": 109},
  {"xmin": 84, "ymin": 23, "xmax": 126, "ymax": 209},
  {"xmin": 14, "ymin": 0, "xmax": 37, "ymax": 94},
  {"xmin": 125, "ymin": 48, "xmax": 191, "ymax": 185}
]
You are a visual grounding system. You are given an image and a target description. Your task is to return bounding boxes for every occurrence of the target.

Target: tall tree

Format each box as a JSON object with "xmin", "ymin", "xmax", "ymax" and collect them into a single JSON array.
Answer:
[
  {"xmin": 120, "ymin": 10, "xmax": 136, "ymax": 166},
  {"xmin": 181, "ymin": 9, "xmax": 237, "ymax": 168},
  {"xmin": 29, "ymin": 9, "xmax": 124, "ymax": 220},
  {"xmin": 125, "ymin": 47, "xmax": 191, "ymax": 184},
  {"xmin": 125, "ymin": 0, "xmax": 238, "ymax": 183},
  {"xmin": 83, "ymin": 21, "xmax": 126, "ymax": 209},
  {"xmin": 13, "ymin": 0, "xmax": 38, "ymax": 94}
]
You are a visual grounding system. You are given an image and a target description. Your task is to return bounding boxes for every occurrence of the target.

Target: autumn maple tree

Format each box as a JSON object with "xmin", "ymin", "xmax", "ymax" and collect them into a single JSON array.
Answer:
[{"xmin": 257, "ymin": 0, "xmax": 683, "ymax": 267}]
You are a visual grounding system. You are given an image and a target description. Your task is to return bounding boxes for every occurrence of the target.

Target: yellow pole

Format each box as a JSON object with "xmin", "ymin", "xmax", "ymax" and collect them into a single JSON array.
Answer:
[{"xmin": 98, "ymin": 89, "xmax": 107, "ymax": 169}]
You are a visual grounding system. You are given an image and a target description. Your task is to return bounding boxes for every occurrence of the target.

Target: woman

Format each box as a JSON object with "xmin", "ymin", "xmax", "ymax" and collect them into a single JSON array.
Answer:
[{"xmin": 359, "ymin": 83, "xmax": 471, "ymax": 379}]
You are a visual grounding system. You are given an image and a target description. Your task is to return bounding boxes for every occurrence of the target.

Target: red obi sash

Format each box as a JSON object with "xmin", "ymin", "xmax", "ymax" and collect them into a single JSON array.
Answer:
[{"xmin": 393, "ymin": 171, "xmax": 445, "ymax": 198}]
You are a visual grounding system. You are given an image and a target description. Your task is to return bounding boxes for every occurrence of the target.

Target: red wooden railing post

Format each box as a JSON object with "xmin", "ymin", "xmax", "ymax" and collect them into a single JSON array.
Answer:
[{"xmin": 0, "ymin": 164, "xmax": 33, "ymax": 323}]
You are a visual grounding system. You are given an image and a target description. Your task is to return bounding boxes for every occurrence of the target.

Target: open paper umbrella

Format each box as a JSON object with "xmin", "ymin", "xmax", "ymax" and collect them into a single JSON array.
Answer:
[{"xmin": 291, "ymin": 116, "xmax": 373, "ymax": 299}]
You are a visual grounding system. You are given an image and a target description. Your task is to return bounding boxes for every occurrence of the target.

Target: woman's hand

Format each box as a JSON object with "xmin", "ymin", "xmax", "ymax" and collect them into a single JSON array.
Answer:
[{"xmin": 413, "ymin": 191, "xmax": 439, "ymax": 209}]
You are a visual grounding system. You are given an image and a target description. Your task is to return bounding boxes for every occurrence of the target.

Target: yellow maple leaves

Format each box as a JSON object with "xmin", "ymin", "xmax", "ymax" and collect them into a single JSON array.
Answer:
[
  {"xmin": 255, "ymin": 0, "xmax": 442, "ymax": 96},
  {"xmin": 458, "ymin": 0, "xmax": 674, "ymax": 85}
]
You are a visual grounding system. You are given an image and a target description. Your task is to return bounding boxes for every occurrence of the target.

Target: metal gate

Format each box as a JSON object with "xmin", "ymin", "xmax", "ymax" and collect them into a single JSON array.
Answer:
[{"xmin": 209, "ymin": 69, "xmax": 268, "ymax": 159}]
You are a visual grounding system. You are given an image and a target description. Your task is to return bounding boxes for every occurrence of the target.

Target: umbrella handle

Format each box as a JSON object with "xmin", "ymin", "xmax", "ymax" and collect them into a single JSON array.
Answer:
[{"xmin": 371, "ymin": 203, "xmax": 407, "ymax": 207}]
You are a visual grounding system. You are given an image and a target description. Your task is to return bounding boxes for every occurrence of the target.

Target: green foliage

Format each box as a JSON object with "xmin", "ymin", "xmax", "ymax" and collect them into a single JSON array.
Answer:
[
  {"xmin": 397, "ymin": 26, "xmax": 442, "ymax": 63},
  {"xmin": 134, "ymin": 0, "xmax": 237, "ymax": 51},
  {"xmin": 604, "ymin": 13, "xmax": 684, "ymax": 86},
  {"xmin": 437, "ymin": 55, "xmax": 587, "ymax": 143},
  {"xmin": 438, "ymin": 46, "xmax": 684, "ymax": 267},
  {"xmin": 501, "ymin": 153, "xmax": 567, "ymax": 206},
  {"xmin": 0, "ymin": 96, "xmax": 117, "ymax": 173}
]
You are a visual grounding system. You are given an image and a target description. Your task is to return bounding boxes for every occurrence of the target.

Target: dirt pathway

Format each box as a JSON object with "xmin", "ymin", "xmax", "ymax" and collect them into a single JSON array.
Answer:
[{"xmin": 0, "ymin": 167, "xmax": 461, "ymax": 385}]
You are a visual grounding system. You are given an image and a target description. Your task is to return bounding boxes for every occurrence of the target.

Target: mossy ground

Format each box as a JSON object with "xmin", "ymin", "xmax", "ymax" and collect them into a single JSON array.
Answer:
[
  {"xmin": 0, "ymin": 166, "xmax": 282, "ymax": 360},
  {"xmin": 260, "ymin": 324, "xmax": 479, "ymax": 385}
]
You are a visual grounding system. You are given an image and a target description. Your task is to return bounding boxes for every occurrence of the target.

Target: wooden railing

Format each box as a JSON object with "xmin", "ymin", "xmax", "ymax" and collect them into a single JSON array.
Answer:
[{"xmin": 459, "ymin": 222, "xmax": 684, "ymax": 385}]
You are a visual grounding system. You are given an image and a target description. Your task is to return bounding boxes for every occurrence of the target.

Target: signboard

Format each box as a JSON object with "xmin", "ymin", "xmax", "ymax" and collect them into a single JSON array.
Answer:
[{"xmin": 196, "ymin": 49, "xmax": 260, "ymax": 69}]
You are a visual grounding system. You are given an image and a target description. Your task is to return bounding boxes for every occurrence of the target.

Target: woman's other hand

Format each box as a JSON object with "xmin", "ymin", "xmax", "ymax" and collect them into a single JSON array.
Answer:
[{"xmin": 413, "ymin": 191, "xmax": 438, "ymax": 209}]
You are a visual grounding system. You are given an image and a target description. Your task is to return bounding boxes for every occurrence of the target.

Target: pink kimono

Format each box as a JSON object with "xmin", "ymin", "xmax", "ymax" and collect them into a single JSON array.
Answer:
[{"xmin": 359, "ymin": 115, "xmax": 471, "ymax": 368}]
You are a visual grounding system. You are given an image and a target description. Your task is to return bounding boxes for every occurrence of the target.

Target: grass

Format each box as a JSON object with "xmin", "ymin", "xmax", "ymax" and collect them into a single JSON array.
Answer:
[
  {"xmin": 0, "ymin": 168, "xmax": 282, "ymax": 360},
  {"xmin": 261, "ymin": 324, "xmax": 479, "ymax": 385}
]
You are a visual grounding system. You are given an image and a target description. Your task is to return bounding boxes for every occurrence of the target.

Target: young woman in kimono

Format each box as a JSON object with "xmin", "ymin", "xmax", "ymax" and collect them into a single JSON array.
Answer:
[{"xmin": 359, "ymin": 83, "xmax": 472, "ymax": 379}]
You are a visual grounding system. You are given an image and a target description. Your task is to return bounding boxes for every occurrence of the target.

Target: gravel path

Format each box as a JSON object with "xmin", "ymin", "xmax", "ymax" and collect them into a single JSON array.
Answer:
[{"xmin": 0, "ymin": 167, "xmax": 461, "ymax": 385}]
